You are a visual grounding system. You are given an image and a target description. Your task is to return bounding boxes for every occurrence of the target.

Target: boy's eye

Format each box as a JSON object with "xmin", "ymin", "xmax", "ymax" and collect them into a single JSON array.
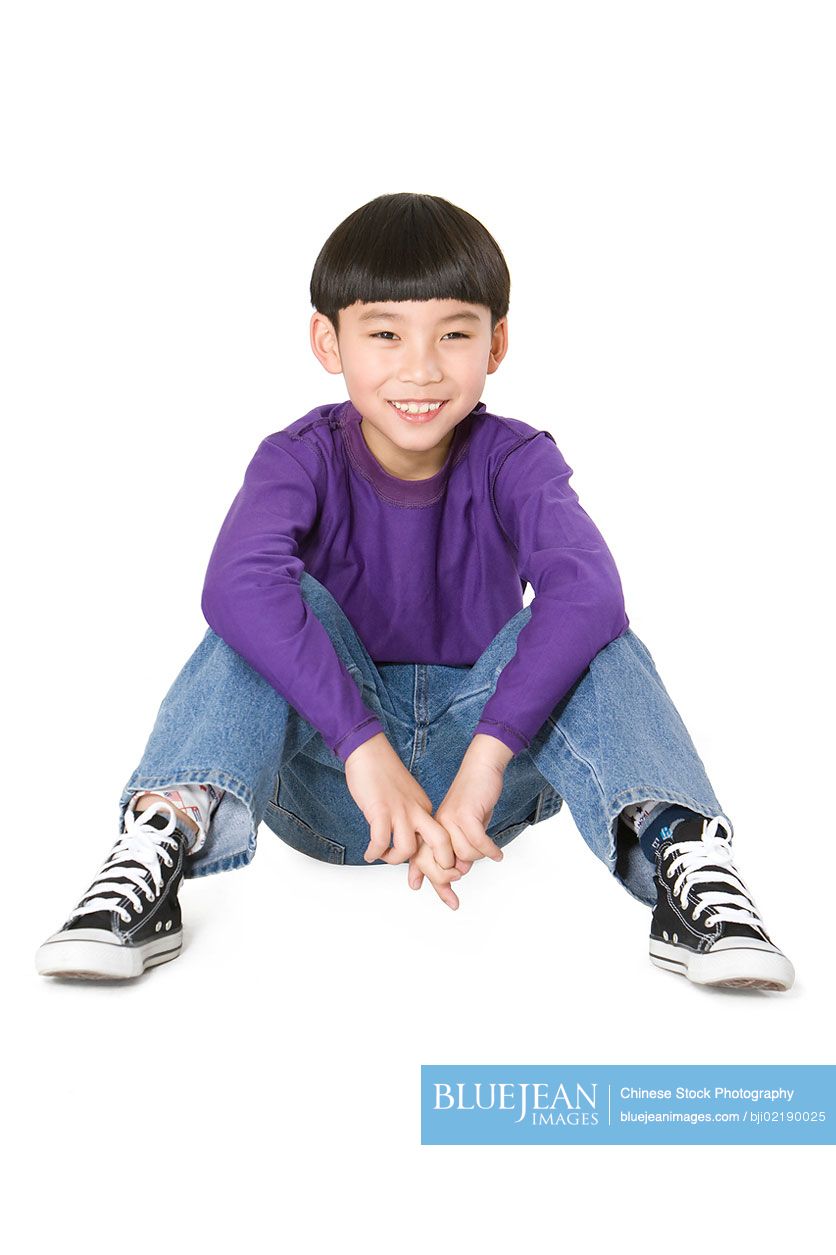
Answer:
[{"xmin": 369, "ymin": 331, "xmax": 469, "ymax": 341}]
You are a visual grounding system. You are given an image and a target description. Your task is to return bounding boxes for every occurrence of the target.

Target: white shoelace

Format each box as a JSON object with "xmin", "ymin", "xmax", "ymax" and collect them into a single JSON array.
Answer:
[
  {"xmin": 664, "ymin": 814, "xmax": 768, "ymax": 935},
  {"xmin": 69, "ymin": 801, "xmax": 181, "ymax": 926}
]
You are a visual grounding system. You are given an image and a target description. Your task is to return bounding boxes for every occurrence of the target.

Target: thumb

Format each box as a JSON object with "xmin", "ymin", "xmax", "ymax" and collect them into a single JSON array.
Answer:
[{"xmin": 408, "ymin": 863, "xmax": 424, "ymax": 890}]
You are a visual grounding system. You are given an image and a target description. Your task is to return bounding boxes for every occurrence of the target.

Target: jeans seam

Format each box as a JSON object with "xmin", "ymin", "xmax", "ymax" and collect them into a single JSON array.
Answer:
[
  {"xmin": 539, "ymin": 717, "xmax": 613, "ymax": 864},
  {"xmin": 186, "ymin": 849, "xmax": 254, "ymax": 878},
  {"xmin": 411, "ymin": 664, "xmax": 429, "ymax": 764},
  {"xmin": 545, "ymin": 716, "xmax": 607, "ymax": 803},
  {"xmin": 610, "ymin": 786, "xmax": 724, "ymax": 819},
  {"xmin": 125, "ymin": 768, "xmax": 253, "ymax": 808}
]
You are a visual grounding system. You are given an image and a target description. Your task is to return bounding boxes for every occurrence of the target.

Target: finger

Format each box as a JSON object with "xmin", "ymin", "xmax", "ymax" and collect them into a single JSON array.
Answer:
[
  {"xmin": 430, "ymin": 865, "xmax": 463, "ymax": 886},
  {"xmin": 410, "ymin": 839, "xmax": 464, "ymax": 879},
  {"xmin": 408, "ymin": 862, "xmax": 424, "ymax": 890},
  {"xmin": 379, "ymin": 846, "xmax": 412, "ymax": 865},
  {"xmin": 455, "ymin": 858, "xmax": 474, "ymax": 875},
  {"xmin": 413, "ymin": 841, "xmax": 462, "ymax": 883},
  {"xmin": 364, "ymin": 812, "xmax": 392, "ymax": 863},
  {"xmin": 418, "ymin": 815, "xmax": 456, "ymax": 869},
  {"xmin": 461, "ymin": 822, "xmax": 504, "ymax": 862},
  {"xmin": 439, "ymin": 817, "xmax": 484, "ymax": 864},
  {"xmin": 435, "ymin": 878, "xmax": 461, "ymax": 910},
  {"xmin": 388, "ymin": 819, "xmax": 419, "ymax": 864},
  {"xmin": 378, "ymin": 832, "xmax": 419, "ymax": 866}
]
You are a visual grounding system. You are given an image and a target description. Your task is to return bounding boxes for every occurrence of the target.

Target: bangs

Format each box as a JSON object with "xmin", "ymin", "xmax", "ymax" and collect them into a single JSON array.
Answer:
[{"xmin": 310, "ymin": 193, "xmax": 510, "ymax": 334}]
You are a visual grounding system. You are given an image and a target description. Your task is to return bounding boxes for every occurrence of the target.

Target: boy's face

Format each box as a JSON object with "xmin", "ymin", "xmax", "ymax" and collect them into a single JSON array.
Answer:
[{"xmin": 310, "ymin": 298, "xmax": 508, "ymax": 478}]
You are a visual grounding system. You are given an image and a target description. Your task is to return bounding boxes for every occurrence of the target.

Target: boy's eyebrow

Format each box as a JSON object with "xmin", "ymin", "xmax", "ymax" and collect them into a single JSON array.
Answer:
[{"xmin": 356, "ymin": 308, "xmax": 483, "ymax": 324}]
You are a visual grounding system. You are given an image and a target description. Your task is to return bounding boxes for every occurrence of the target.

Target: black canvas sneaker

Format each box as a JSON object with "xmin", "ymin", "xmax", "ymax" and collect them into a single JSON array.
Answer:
[
  {"xmin": 36, "ymin": 799, "xmax": 191, "ymax": 980},
  {"xmin": 649, "ymin": 813, "xmax": 794, "ymax": 991}
]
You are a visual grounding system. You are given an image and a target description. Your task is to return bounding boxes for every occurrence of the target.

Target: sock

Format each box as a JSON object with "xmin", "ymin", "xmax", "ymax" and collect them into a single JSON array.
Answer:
[
  {"xmin": 622, "ymin": 800, "xmax": 707, "ymax": 866},
  {"xmin": 621, "ymin": 800, "xmax": 659, "ymax": 834},
  {"xmin": 130, "ymin": 784, "xmax": 223, "ymax": 855}
]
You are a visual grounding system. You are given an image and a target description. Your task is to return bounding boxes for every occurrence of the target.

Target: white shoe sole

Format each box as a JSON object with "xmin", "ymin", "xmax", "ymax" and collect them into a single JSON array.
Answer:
[
  {"xmin": 649, "ymin": 937, "xmax": 794, "ymax": 991},
  {"xmin": 36, "ymin": 926, "xmax": 183, "ymax": 980}
]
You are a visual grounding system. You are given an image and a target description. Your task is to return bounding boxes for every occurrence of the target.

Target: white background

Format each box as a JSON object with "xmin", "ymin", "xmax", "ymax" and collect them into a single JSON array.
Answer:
[{"xmin": 4, "ymin": 1, "xmax": 834, "ymax": 1249}]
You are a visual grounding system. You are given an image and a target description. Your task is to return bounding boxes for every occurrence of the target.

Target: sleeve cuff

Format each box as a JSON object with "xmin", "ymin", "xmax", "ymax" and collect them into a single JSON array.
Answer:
[
  {"xmin": 333, "ymin": 716, "xmax": 386, "ymax": 763},
  {"xmin": 472, "ymin": 719, "xmax": 530, "ymax": 756}
]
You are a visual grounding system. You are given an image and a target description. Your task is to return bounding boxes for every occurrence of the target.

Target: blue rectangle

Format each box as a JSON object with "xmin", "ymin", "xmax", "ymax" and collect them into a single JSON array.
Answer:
[{"xmin": 421, "ymin": 1066, "xmax": 836, "ymax": 1144}]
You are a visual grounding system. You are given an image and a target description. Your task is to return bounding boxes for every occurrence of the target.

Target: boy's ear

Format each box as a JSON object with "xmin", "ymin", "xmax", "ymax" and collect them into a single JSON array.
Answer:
[
  {"xmin": 486, "ymin": 316, "xmax": 509, "ymax": 375},
  {"xmin": 310, "ymin": 311, "xmax": 343, "ymax": 375}
]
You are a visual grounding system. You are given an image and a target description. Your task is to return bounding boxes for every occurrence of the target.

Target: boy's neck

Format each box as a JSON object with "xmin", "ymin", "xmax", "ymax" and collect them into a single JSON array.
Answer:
[{"xmin": 359, "ymin": 417, "xmax": 456, "ymax": 482}]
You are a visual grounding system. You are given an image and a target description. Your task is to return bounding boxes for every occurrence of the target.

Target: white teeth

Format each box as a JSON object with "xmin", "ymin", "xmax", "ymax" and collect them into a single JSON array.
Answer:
[{"xmin": 390, "ymin": 400, "xmax": 443, "ymax": 415}]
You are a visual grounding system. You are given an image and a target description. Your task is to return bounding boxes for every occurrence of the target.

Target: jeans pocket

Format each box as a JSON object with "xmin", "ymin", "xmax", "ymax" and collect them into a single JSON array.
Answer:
[
  {"xmin": 486, "ymin": 794, "xmax": 542, "ymax": 848},
  {"xmin": 266, "ymin": 776, "xmax": 347, "ymax": 865},
  {"xmin": 488, "ymin": 819, "xmax": 531, "ymax": 847}
]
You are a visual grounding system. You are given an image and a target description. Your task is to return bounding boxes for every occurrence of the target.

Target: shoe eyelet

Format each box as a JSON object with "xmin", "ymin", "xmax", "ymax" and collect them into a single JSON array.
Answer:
[
  {"xmin": 672, "ymin": 933, "xmax": 678, "ymax": 944},
  {"xmin": 692, "ymin": 909, "xmax": 700, "ymax": 920},
  {"xmin": 662, "ymin": 930, "xmax": 669, "ymax": 941},
  {"xmin": 666, "ymin": 868, "xmax": 673, "ymax": 878},
  {"xmin": 155, "ymin": 922, "xmax": 162, "ymax": 932},
  {"xmin": 134, "ymin": 905, "xmax": 143, "ymax": 915},
  {"xmin": 165, "ymin": 920, "xmax": 172, "ymax": 931}
]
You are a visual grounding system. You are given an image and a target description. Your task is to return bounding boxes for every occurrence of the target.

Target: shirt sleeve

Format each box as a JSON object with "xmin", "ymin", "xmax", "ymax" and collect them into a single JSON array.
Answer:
[
  {"xmin": 200, "ymin": 432, "xmax": 385, "ymax": 762},
  {"xmin": 474, "ymin": 430, "xmax": 630, "ymax": 756}
]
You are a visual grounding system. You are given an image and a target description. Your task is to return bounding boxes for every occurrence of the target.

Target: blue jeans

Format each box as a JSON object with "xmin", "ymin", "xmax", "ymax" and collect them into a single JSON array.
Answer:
[{"xmin": 117, "ymin": 573, "xmax": 730, "ymax": 908}]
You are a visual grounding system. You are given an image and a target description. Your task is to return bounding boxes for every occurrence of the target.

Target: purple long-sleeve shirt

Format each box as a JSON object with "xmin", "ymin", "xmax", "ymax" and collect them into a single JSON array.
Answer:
[{"xmin": 201, "ymin": 398, "xmax": 629, "ymax": 762}]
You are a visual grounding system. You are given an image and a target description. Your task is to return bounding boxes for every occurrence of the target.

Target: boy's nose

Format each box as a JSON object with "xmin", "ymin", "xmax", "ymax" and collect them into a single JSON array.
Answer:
[{"xmin": 398, "ymin": 359, "xmax": 443, "ymax": 384}]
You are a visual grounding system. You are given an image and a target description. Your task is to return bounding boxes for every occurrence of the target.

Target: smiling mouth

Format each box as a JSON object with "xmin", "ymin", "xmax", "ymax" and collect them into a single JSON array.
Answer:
[{"xmin": 386, "ymin": 399, "xmax": 448, "ymax": 415}]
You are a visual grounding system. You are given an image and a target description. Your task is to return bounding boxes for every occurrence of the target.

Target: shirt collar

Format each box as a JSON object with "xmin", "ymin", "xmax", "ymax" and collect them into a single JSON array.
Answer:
[{"xmin": 340, "ymin": 399, "xmax": 484, "ymax": 507}]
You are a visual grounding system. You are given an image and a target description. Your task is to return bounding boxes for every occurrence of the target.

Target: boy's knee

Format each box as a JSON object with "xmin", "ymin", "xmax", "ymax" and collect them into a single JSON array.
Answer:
[
  {"xmin": 299, "ymin": 571, "xmax": 343, "ymax": 622},
  {"xmin": 299, "ymin": 571, "xmax": 327, "ymax": 602}
]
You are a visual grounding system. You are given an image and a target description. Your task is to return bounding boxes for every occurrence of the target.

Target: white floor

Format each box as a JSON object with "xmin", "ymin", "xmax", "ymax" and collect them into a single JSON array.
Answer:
[{"xmin": 17, "ymin": 782, "xmax": 829, "ymax": 1253}]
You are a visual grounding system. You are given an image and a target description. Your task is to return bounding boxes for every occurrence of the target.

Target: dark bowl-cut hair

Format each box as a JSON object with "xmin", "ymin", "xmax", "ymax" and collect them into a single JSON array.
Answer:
[{"xmin": 310, "ymin": 192, "xmax": 510, "ymax": 338}]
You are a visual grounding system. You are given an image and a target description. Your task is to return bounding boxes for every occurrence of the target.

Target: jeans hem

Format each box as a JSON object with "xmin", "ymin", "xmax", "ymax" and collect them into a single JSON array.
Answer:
[
  {"xmin": 185, "ymin": 845, "xmax": 257, "ymax": 879},
  {"xmin": 607, "ymin": 787, "xmax": 732, "ymax": 845},
  {"xmin": 117, "ymin": 768, "xmax": 259, "ymax": 881},
  {"xmin": 605, "ymin": 787, "xmax": 732, "ymax": 910}
]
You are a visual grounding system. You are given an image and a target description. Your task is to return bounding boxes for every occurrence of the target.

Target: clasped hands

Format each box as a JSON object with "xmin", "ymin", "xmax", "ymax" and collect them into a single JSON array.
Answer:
[{"xmin": 344, "ymin": 732, "xmax": 515, "ymax": 910}]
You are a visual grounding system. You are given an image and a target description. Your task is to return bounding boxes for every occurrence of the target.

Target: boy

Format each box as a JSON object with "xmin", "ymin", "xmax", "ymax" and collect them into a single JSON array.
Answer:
[{"xmin": 36, "ymin": 193, "xmax": 794, "ymax": 991}]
